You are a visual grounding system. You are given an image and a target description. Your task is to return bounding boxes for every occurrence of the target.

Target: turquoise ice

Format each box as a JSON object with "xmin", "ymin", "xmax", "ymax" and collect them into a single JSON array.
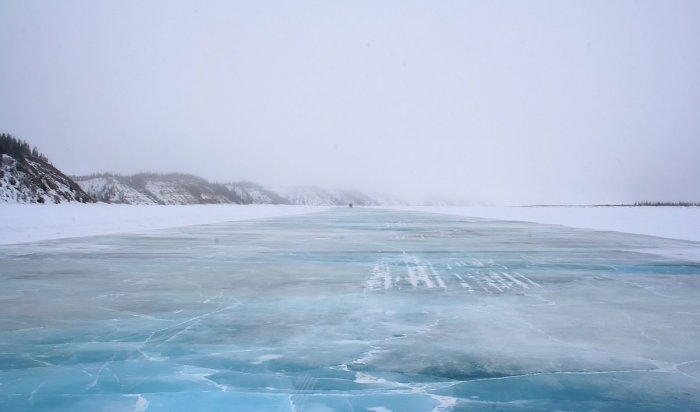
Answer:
[{"xmin": 1, "ymin": 208, "xmax": 699, "ymax": 411}]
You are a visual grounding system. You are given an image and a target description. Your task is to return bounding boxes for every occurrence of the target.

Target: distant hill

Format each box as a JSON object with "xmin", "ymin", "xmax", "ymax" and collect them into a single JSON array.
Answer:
[
  {"xmin": 74, "ymin": 173, "xmax": 292, "ymax": 205},
  {"xmin": 0, "ymin": 133, "xmax": 93, "ymax": 204},
  {"xmin": 76, "ymin": 173, "xmax": 242, "ymax": 205},
  {"xmin": 225, "ymin": 181, "xmax": 288, "ymax": 205},
  {"xmin": 75, "ymin": 174, "xmax": 389, "ymax": 206},
  {"xmin": 1, "ymin": 134, "xmax": 481, "ymax": 206},
  {"xmin": 284, "ymin": 186, "xmax": 380, "ymax": 206}
]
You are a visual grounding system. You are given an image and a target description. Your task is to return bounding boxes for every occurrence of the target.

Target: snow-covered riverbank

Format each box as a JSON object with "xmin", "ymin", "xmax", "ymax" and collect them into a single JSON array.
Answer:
[
  {"xmin": 382, "ymin": 206, "xmax": 700, "ymax": 242},
  {"xmin": 0, "ymin": 204, "xmax": 330, "ymax": 245}
]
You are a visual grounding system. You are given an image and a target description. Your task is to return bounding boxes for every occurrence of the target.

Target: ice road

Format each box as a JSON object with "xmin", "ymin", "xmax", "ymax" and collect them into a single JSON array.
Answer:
[{"xmin": 1, "ymin": 208, "xmax": 699, "ymax": 411}]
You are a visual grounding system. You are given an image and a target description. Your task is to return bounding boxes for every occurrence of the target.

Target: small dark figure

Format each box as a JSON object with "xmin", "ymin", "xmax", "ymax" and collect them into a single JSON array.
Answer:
[{"xmin": 349, "ymin": 203, "xmax": 353, "ymax": 208}]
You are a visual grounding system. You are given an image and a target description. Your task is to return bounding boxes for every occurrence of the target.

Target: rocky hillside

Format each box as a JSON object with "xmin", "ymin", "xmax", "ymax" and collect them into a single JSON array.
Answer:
[
  {"xmin": 74, "ymin": 173, "xmax": 275, "ymax": 205},
  {"xmin": 0, "ymin": 133, "xmax": 410, "ymax": 206},
  {"xmin": 0, "ymin": 134, "xmax": 93, "ymax": 204},
  {"xmin": 76, "ymin": 173, "xmax": 387, "ymax": 206}
]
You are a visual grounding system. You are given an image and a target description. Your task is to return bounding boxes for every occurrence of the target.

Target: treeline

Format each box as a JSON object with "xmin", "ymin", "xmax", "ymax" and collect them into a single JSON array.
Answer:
[
  {"xmin": 0, "ymin": 133, "xmax": 49, "ymax": 163},
  {"xmin": 634, "ymin": 201, "xmax": 700, "ymax": 207}
]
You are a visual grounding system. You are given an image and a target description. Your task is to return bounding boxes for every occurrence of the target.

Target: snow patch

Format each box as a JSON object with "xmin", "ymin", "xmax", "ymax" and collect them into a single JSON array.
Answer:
[
  {"xmin": 252, "ymin": 354, "xmax": 283, "ymax": 365},
  {"xmin": 382, "ymin": 206, "xmax": 700, "ymax": 242},
  {"xmin": 355, "ymin": 372, "xmax": 387, "ymax": 384},
  {"xmin": 131, "ymin": 395, "xmax": 149, "ymax": 412},
  {"xmin": 0, "ymin": 204, "xmax": 329, "ymax": 245}
]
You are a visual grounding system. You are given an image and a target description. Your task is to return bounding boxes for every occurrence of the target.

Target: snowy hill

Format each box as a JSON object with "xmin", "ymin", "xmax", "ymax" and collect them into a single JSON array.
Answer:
[
  {"xmin": 1, "ymin": 135, "xmax": 474, "ymax": 207},
  {"xmin": 76, "ymin": 175, "xmax": 385, "ymax": 206},
  {"xmin": 224, "ymin": 181, "xmax": 288, "ymax": 204},
  {"xmin": 0, "ymin": 134, "xmax": 93, "ymax": 204},
  {"xmin": 77, "ymin": 175, "xmax": 156, "ymax": 204},
  {"xmin": 0, "ymin": 134, "xmax": 482, "ymax": 207},
  {"xmin": 75, "ymin": 173, "xmax": 252, "ymax": 205},
  {"xmin": 284, "ymin": 186, "xmax": 380, "ymax": 206},
  {"xmin": 75, "ymin": 174, "xmax": 487, "ymax": 207},
  {"xmin": 0, "ymin": 154, "xmax": 94, "ymax": 204}
]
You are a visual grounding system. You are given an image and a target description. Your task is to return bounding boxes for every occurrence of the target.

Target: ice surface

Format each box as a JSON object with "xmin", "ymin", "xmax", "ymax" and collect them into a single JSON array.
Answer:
[{"xmin": 1, "ymin": 208, "xmax": 699, "ymax": 411}]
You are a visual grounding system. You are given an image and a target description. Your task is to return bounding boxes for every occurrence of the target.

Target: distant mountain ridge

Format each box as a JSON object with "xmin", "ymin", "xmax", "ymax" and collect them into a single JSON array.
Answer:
[
  {"xmin": 1, "ymin": 134, "xmax": 478, "ymax": 206},
  {"xmin": 74, "ymin": 173, "xmax": 386, "ymax": 206},
  {"xmin": 75, "ymin": 173, "xmax": 255, "ymax": 205}
]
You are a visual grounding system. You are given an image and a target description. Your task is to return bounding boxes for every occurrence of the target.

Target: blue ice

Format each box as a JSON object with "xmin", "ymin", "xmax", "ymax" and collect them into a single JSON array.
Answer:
[{"xmin": 1, "ymin": 208, "xmax": 699, "ymax": 411}]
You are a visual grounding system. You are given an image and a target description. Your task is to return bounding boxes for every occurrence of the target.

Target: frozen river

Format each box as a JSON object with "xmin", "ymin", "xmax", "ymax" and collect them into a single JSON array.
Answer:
[{"xmin": 1, "ymin": 208, "xmax": 699, "ymax": 411}]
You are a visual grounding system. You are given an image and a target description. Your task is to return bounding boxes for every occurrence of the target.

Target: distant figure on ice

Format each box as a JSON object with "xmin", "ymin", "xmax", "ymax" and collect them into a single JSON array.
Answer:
[{"xmin": 348, "ymin": 203, "xmax": 353, "ymax": 208}]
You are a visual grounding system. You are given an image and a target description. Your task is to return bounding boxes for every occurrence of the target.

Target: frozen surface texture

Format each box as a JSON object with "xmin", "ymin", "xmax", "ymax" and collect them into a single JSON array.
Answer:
[{"xmin": 1, "ymin": 208, "xmax": 699, "ymax": 411}]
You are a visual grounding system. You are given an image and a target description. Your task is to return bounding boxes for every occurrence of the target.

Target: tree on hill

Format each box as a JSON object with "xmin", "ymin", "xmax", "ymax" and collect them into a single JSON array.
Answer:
[{"xmin": 0, "ymin": 133, "xmax": 48, "ymax": 163}]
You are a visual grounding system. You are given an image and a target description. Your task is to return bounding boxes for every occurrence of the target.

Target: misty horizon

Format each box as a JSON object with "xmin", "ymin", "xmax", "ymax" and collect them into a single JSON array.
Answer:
[{"xmin": 2, "ymin": 1, "xmax": 699, "ymax": 205}]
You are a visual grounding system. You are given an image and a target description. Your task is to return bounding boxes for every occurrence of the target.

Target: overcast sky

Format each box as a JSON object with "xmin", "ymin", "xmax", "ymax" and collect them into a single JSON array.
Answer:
[{"xmin": 1, "ymin": 1, "xmax": 699, "ymax": 205}]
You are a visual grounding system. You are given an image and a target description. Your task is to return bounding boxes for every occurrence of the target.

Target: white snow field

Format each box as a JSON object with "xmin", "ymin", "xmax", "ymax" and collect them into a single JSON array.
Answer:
[
  {"xmin": 0, "ymin": 204, "xmax": 329, "ymax": 245},
  {"xmin": 382, "ymin": 206, "xmax": 700, "ymax": 242},
  {"xmin": 1, "ymin": 207, "xmax": 699, "ymax": 411}
]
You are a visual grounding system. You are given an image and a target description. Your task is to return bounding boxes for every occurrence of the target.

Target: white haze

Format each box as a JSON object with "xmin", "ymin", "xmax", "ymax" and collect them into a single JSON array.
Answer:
[{"xmin": 1, "ymin": 1, "xmax": 699, "ymax": 205}]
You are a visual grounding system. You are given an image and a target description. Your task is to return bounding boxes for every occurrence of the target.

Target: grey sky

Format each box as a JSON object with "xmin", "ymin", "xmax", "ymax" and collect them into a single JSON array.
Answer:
[{"xmin": 1, "ymin": 1, "xmax": 699, "ymax": 205}]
